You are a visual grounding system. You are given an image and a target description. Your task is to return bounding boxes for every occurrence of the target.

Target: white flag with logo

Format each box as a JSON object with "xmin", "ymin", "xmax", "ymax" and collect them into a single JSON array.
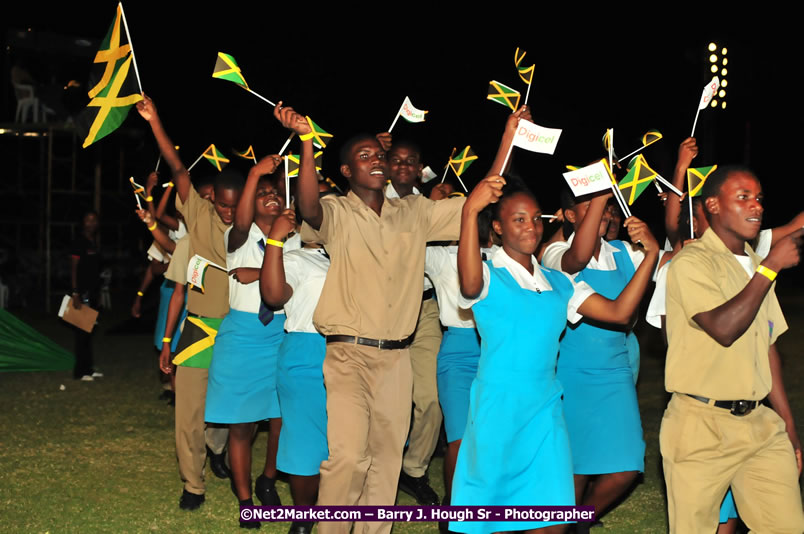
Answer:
[
  {"xmin": 399, "ymin": 96, "xmax": 427, "ymax": 123},
  {"xmin": 186, "ymin": 254, "xmax": 226, "ymax": 293},
  {"xmin": 511, "ymin": 119, "xmax": 562, "ymax": 155},
  {"xmin": 698, "ymin": 76, "xmax": 720, "ymax": 110},
  {"xmin": 421, "ymin": 165, "xmax": 437, "ymax": 183},
  {"xmin": 562, "ymin": 160, "xmax": 613, "ymax": 197}
]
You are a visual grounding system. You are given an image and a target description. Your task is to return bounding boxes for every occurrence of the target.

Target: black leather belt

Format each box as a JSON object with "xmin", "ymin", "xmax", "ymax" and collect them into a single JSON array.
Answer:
[
  {"xmin": 686, "ymin": 394, "xmax": 759, "ymax": 416},
  {"xmin": 422, "ymin": 288, "xmax": 434, "ymax": 301},
  {"xmin": 326, "ymin": 334, "xmax": 414, "ymax": 350}
]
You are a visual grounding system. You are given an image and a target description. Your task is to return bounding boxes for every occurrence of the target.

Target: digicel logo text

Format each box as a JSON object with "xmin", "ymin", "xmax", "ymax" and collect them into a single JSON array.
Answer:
[
  {"xmin": 517, "ymin": 126, "xmax": 555, "ymax": 144},
  {"xmin": 571, "ymin": 172, "xmax": 603, "ymax": 187},
  {"xmin": 190, "ymin": 259, "xmax": 203, "ymax": 284}
]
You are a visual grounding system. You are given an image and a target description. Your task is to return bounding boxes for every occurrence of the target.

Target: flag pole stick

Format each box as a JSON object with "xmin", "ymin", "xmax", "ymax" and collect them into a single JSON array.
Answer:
[
  {"xmin": 251, "ymin": 153, "xmax": 257, "ymax": 164},
  {"xmin": 118, "ymin": 2, "xmax": 143, "ymax": 93},
  {"xmin": 388, "ymin": 100, "xmax": 405, "ymax": 132},
  {"xmin": 653, "ymin": 180, "xmax": 663, "ymax": 193},
  {"xmin": 284, "ymin": 157, "xmax": 291, "ymax": 208},
  {"xmin": 688, "ymin": 193, "xmax": 694, "ymax": 239},
  {"xmin": 278, "ymin": 133, "xmax": 295, "ymax": 156},
  {"xmin": 608, "ymin": 128, "xmax": 614, "ymax": 175},
  {"xmin": 655, "ymin": 174, "xmax": 683, "ymax": 196},
  {"xmin": 500, "ymin": 141, "xmax": 515, "ymax": 176},
  {"xmin": 134, "ymin": 191, "xmax": 142, "ymax": 210},
  {"xmin": 441, "ymin": 148, "xmax": 456, "ymax": 184},
  {"xmin": 248, "ymin": 89, "xmax": 276, "ymax": 107},
  {"xmin": 524, "ymin": 81, "xmax": 532, "ymax": 107},
  {"xmin": 155, "ymin": 154, "xmax": 161, "ymax": 172},
  {"xmin": 620, "ymin": 144, "xmax": 647, "ymax": 162},
  {"xmin": 690, "ymin": 108, "xmax": 701, "ymax": 138},
  {"xmin": 187, "ymin": 152, "xmax": 205, "ymax": 172},
  {"xmin": 453, "ymin": 168, "xmax": 469, "ymax": 193}
]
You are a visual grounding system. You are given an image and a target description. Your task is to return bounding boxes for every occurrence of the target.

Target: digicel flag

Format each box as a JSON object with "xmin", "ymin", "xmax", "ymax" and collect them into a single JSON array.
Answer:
[
  {"xmin": 511, "ymin": 119, "xmax": 562, "ymax": 155},
  {"xmin": 562, "ymin": 160, "xmax": 613, "ymax": 197}
]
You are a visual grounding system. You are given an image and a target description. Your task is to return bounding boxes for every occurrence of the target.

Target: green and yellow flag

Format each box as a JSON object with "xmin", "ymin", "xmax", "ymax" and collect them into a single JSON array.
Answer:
[
  {"xmin": 487, "ymin": 80, "xmax": 520, "ymax": 111},
  {"xmin": 514, "ymin": 48, "xmax": 535, "ymax": 85},
  {"xmin": 212, "ymin": 52, "xmax": 249, "ymax": 89},
  {"xmin": 642, "ymin": 129, "xmax": 663, "ymax": 146},
  {"xmin": 618, "ymin": 155, "xmax": 657, "ymax": 205},
  {"xmin": 203, "ymin": 144, "xmax": 230, "ymax": 171},
  {"xmin": 305, "ymin": 116, "xmax": 333, "ymax": 149},
  {"xmin": 449, "ymin": 146, "xmax": 478, "ymax": 177},
  {"xmin": 78, "ymin": 4, "xmax": 142, "ymax": 148},
  {"xmin": 687, "ymin": 165, "xmax": 717, "ymax": 198},
  {"xmin": 286, "ymin": 151, "xmax": 324, "ymax": 177},
  {"xmin": 235, "ymin": 145, "xmax": 256, "ymax": 161},
  {"xmin": 172, "ymin": 316, "xmax": 222, "ymax": 369}
]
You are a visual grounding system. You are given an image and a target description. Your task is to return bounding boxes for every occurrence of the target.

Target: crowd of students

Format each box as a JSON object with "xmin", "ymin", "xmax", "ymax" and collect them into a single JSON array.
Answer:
[{"xmin": 122, "ymin": 92, "xmax": 804, "ymax": 534}]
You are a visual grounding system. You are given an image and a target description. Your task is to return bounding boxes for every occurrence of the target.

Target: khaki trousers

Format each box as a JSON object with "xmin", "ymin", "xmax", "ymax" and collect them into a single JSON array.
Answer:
[
  {"xmin": 660, "ymin": 393, "xmax": 804, "ymax": 534},
  {"xmin": 317, "ymin": 342, "xmax": 413, "ymax": 534},
  {"xmin": 174, "ymin": 366, "xmax": 229, "ymax": 495},
  {"xmin": 403, "ymin": 298, "xmax": 443, "ymax": 478}
]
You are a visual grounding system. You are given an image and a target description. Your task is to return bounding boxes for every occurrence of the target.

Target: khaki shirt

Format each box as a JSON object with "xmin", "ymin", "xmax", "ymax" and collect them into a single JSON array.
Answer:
[
  {"xmin": 176, "ymin": 186, "xmax": 230, "ymax": 319},
  {"xmin": 165, "ymin": 235, "xmax": 190, "ymax": 284},
  {"xmin": 666, "ymin": 228, "xmax": 787, "ymax": 400},
  {"xmin": 301, "ymin": 191, "xmax": 464, "ymax": 339}
]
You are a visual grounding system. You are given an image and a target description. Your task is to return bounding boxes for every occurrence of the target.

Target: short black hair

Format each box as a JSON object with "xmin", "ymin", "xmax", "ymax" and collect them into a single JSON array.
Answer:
[
  {"xmin": 700, "ymin": 165, "xmax": 757, "ymax": 221},
  {"xmin": 194, "ymin": 174, "xmax": 215, "ymax": 190},
  {"xmin": 387, "ymin": 139, "xmax": 423, "ymax": 162},
  {"xmin": 339, "ymin": 133, "xmax": 378, "ymax": 166},
  {"xmin": 492, "ymin": 173, "xmax": 537, "ymax": 222},
  {"xmin": 213, "ymin": 168, "xmax": 245, "ymax": 192}
]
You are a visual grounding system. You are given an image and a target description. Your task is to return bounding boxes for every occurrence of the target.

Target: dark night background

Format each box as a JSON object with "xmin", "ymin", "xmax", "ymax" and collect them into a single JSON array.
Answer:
[{"xmin": 1, "ymin": 6, "xmax": 801, "ymax": 306}]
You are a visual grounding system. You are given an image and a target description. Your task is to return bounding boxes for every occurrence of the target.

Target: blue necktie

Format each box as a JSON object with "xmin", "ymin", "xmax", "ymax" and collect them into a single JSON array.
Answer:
[{"xmin": 256, "ymin": 238, "xmax": 273, "ymax": 326}]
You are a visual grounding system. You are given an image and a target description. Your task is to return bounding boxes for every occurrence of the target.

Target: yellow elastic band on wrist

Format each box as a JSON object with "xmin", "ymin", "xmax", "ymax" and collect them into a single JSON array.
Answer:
[
  {"xmin": 145, "ymin": 196, "xmax": 153, "ymax": 202},
  {"xmin": 266, "ymin": 238, "xmax": 284, "ymax": 248},
  {"xmin": 756, "ymin": 265, "xmax": 777, "ymax": 282},
  {"xmin": 299, "ymin": 132, "xmax": 314, "ymax": 141},
  {"xmin": 167, "ymin": 181, "xmax": 174, "ymax": 187},
  {"xmin": 147, "ymin": 222, "xmax": 158, "ymax": 231},
  {"xmin": 162, "ymin": 337, "xmax": 172, "ymax": 343},
  {"xmin": 137, "ymin": 291, "xmax": 144, "ymax": 297}
]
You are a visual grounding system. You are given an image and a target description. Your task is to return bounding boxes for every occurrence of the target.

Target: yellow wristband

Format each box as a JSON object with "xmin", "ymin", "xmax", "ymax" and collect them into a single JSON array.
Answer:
[
  {"xmin": 162, "ymin": 337, "xmax": 172, "ymax": 343},
  {"xmin": 145, "ymin": 196, "xmax": 153, "ymax": 202},
  {"xmin": 756, "ymin": 265, "xmax": 777, "ymax": 282},
  {"xmin": 167, "ymin": 181, "xmax": 174, "ymax": 187},
  {"xmin": 299, "ymin": 132, "xmax": 314, "ymax": 141},
  {"xmin": 147, "ymin": 222, "xmax": 158, "ymax": 231},
  {"xmin": 137, "ymin": 291, "xmax": 144, "ymax": 297},
  {"xmin": 265, "ymin": 238, "xmax": 284, "ymax": 248}
]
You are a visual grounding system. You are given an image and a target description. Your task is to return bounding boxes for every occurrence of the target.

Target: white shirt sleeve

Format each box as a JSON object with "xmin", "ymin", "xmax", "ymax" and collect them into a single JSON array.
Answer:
[
  {"xmin": 456, "ymin": 262, "xmax": 490, "ymax": 309},
  {"xmin": 567, "ymin": 278, "xmax": 596, "ymax": 324},
  {"xmin": 541, "ymin": 240, "xmax": 570, "ymax": 271},
  {"xmin": 645, "ymin": 261, "xmax": 669, "ymax": 329}
]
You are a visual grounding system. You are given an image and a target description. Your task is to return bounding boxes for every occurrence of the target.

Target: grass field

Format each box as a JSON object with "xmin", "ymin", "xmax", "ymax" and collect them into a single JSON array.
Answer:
[{"xmin": 2, "ymin": 290, "xmax": 803, "ymax": 533}]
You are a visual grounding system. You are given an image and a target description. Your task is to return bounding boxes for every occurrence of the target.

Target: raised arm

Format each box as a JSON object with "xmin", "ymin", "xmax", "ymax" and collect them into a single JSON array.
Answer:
[
  {"xmin": 458, "ymin": 176, "xmax": 505, "ymax": 299},
  {"xmin": 692, "ymin": 230, "xmax": 802, "ymax": 347},
  {"xmin": 273, "ymin": 102, "xmax": 322, "ymax": 229},
  {"xmin": 561, "ymin": 192, "xmax": 611, "ymax": 274},
  {"xmin": 578, "ymin": 217, "xmax": 660, "ymax": 324},
  {"xmin": 487, "ymin": 106, "xmax": 531, "ymax": 178},
  {"xmin": 665, "ymin": 138, "xmax": 698, "ymax": 246},
  {"xmin": 771, "ymin": 211, "xmax": 804, "ymax": 247},
  {"xmin": 136, "ymin": 94, "xmax": 191, "ymax": 204},
  {"xmin": 151, "ymin": 174, "xmax": 180, "ymax": 231},
  {"xmin": 259, "ymin": 209, "xmax": 296, "ymax": 308},
  {"xmin": 159, "ymin": 283, "xmax": 185, "ymax": 375},
  {"xmin": 229, "ymin": 154, "xmax": 282, "ymax": 253},
  {"xmin": 136, "ymin": 209, "xmax": 175, "ymax": 254}
]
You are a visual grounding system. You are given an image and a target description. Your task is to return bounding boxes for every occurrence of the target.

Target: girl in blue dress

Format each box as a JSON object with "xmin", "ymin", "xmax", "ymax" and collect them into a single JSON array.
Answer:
[{"xmin": 453, "ymin": 177, "xmax": 659, "ymax": 534}]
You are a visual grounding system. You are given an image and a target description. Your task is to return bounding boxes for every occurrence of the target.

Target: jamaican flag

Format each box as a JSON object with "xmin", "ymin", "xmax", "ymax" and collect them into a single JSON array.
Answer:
[
  {"xmin": 286, "ymin": 151, "xmax": 324, "ymax": 177},
  {"xmin": 203, "ymin": 144, "xmax": 230, "ymax": 171},
  {"xmin": 688, "ymin": 165, "xmax": 717, "ymax": 198},
  {"xmin": 618, "ymin": 155, "xmax": 657, "ymax": 205},
  {"xmin": 305, "ymin": 117, "xmax": 333, "ymax": 149},
  {"xmin": 172, "ymin": 316, "xmax": 223, "ymax": 369},
  {"xmin": 642, "ymin": 129, "xmax": 663, "ymax": 146},
  {"xmin": 79, "ymin": 4, "xmax": 142, "ymax": 148},
  {"xmin": 487, "ymin": 80, "xmax": 520, "ymax": 111},
  {"xmin": 212, "ymin": 52, "xmax": 249, "ymax": 89},
  {"xmin": 514, "ymin": 48, "xmax": 534, "ymax": 85},
  {"xmin": 449, "ymin": 146, "xmax": 478, "ymax": 177},
  {"xmin": 235, "ymin": 145, "xmax": 256, "ymax": 161}
]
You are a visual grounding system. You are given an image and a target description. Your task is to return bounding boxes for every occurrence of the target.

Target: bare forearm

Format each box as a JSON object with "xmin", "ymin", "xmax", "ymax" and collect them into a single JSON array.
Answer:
[
  {"xmin": 150, "ymin": 227, "xmax": 175, "ymax": 254},
  {"xmin": 230, "ymin": 169, "xmax": 260, "ymax": 252},
  {"xmin": 562, "ymin": 195, "xmax": 608, "ymax": 274},
  {"xmin": 298, "ymin": 139, "xmax": 323, "ymax": 229},
  {"xmin": 665, "ymin": 163, "xmax": 687, "ymax": 246},
  {"xmin": 488, "ymin": 129, "xmax": 515, "ymax": 178},
  {"xmin": 581, "ymin": 250, "xmax": 658, "ymax": 324},
  {"xmin": 457, "ymin": 207, "xmax": 483, "ymax": 299},
  {"xmin": 163, "ymin": 284, "xmax": 185, "ymax": 341},
  {"xmin": 148, "ymin": 116, "xmax": 190, "ymax": 203},
  {"xmin": 259, "ymin": 245, "xmax": 292, "ymax": 307},
  {"xmin": 138, "ymin": 263, "xmax": 155, "ymax": 293}
]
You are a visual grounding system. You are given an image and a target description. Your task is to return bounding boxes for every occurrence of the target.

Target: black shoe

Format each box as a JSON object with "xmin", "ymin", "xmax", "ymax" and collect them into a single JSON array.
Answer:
[
  {"xmin": 207, "ymin": 446, "xmax": 231, "ymax": 479},
  {"xmin": 254, "ymin": 474, "xmax": 282, "ymax": 506},
  {"xmin": 179, "ymin": 489, "xmax": 205, "ymax": 510},
  {"xmin": 398, "ymin": 470, "xmax": 440, "ymax": 505},
  {"xmin": 239, "ymin": 498, "xmax": 261, "ymax": 529},
  {"xmin": 288, "ymin": 521, "xmax": 314, "ymax": 534}
]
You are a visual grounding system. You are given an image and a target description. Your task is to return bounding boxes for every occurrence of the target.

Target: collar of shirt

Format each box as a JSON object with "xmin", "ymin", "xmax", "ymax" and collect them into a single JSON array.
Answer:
[
  {"xmin": 490, "ymin": 247, "xmax": 553, "ymax": 292},
  {"xmin": 385, "ymin": 182, "xmax": 421, "ymax": 199},
  {"xmin": 700, "ymin": 227, "xmax": 760, "ymax": 270},
  {"xmin": 566, "ymin": 232, "xmax": 620, "ymax": 270}
]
